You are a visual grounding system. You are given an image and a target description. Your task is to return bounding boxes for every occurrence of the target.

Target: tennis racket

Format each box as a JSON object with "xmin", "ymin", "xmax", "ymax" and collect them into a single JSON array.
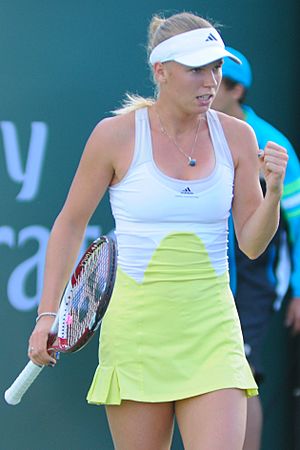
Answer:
[{"xmin": 4, "ymin": 235, "xmax": 117, "ymax": 405}]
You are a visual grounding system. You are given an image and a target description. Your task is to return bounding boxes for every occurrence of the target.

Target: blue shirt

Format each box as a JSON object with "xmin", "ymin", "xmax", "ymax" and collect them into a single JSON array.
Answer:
[{"xmin": 229, "ymin": 105, "xmax": 300, "ymax": 300}]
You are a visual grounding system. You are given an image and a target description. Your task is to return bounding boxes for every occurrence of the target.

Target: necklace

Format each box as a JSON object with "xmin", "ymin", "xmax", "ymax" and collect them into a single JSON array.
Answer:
[{"xmin": 155, "ymin": 109, "xmax": 202, "ymax": 167}]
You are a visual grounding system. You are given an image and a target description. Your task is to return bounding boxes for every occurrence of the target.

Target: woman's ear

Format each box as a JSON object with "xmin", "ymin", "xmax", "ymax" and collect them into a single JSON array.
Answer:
[
  {"xmin": 153, "ymin": 62, "xmax": 168, "ymax": 84},
  {"xmin": 232, "ymin": 83, "xmax": 245, "ymax": 102}
]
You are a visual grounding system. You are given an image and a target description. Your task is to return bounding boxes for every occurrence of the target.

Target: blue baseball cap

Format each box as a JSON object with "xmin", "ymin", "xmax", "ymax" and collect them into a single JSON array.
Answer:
[{"xmin": 222, "ymin": 47, "xmax": 252, "ymax": 89}]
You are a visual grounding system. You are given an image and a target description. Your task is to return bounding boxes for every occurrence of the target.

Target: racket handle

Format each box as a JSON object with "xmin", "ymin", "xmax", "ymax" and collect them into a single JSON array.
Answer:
[{"xmin": 4, "ymin": 361, "xmax": 44, "ymax": 405}]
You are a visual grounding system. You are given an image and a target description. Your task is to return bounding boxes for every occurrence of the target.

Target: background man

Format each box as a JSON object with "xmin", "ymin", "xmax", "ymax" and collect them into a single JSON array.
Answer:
[{"xmin": 213, "ymin": 47, "xmax": 300, "ymax": 450}]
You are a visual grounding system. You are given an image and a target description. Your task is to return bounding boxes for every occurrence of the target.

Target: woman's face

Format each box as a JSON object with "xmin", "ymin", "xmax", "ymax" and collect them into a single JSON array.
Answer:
[{"xmin": 157, "ymin": 59, "xmax": 223, "ymax": 114}]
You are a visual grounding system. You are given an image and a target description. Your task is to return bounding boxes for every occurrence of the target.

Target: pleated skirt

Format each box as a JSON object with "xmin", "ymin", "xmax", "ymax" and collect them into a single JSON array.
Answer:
[{"xmin": 87, "ymin": 257, "xmax": 257, "ymax": 405}]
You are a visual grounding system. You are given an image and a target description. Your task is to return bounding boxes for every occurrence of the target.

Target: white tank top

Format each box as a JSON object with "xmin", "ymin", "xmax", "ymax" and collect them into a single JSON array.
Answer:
[{"xmin": 109, "ymin": 107, "xmax": 234, "ymax": 283}]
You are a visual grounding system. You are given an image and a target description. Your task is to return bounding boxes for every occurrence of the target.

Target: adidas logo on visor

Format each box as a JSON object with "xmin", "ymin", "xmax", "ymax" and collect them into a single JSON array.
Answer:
[{"xmin": 205, "ymin": 33, "xmax": 218, "ymax": 42}]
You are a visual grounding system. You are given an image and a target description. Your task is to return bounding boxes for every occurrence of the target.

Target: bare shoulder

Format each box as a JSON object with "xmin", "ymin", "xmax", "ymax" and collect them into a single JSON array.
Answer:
[
  {"xmin": 213, "ymin": 110, "xmax": 259, "ymax": 166},
  {"xmin": 81, "ymin": 111, "xmax": 135, "ymax": 174},
  {"xmin": 80, "ymin": 111, "xmax": 136, "ymax": 185},
  {"xmin": 88, "ymin": 112, "xmax": 135, "ymax": 152},
  {"xmin": 215, "ymin": 110, "xmax": 255, "ymax": 137}
]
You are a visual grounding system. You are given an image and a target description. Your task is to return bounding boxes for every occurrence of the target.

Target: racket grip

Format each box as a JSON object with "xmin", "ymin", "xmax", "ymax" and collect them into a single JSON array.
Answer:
[{"xmin": 4, "ymin": 361, "xmax": 44, "ymax": 405}]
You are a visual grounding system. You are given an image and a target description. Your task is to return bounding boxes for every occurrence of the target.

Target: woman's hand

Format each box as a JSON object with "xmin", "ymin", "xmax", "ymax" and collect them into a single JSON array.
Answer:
[
  {"xmin": 28, "ymin": 316, "xmax": 57, "ymax": 367},
  {"xmin": 258, "ymin": 141, "xmax": 288, "ymax": 195},
  {"xmin": 285, "ymin": 297, "xmax": 300, "ymax": 335}
]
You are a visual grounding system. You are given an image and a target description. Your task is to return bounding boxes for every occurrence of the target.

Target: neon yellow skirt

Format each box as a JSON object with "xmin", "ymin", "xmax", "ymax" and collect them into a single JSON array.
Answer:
[{"xmin": 87, "ymin": 233, "xmax": 257, "ymax": 405}]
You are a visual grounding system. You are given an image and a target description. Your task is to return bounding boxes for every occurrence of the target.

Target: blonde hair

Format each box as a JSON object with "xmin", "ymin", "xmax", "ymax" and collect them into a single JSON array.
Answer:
[
  {"xmin": 148, "ymin": 12, "xmax": 212, "ymax": 56},
  {"xmin": 113, "ymin": 93, "xmax": 155, "ymax": 116},
  {"xmin": 113, "ymin": 12, "xmax": 213, "ymax": 115}
]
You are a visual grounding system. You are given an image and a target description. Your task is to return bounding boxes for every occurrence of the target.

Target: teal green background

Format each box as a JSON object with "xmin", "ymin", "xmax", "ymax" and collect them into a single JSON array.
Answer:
[{"xmin": 0, "ymin": 1, "xmax": 298, "ymax": 449}]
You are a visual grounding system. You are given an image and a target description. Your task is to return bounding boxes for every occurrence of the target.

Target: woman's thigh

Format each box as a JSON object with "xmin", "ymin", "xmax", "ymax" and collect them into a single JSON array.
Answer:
[
  {"xmin": 175, "ymin": 388, "xmax": 247, "ymax": 450},
  {"xmin": 106, "ymin": 400, "xmax": 174, "ymax": 450}
]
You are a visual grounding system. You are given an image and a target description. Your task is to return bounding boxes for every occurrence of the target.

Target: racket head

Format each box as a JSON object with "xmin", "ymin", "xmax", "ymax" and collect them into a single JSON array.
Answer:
[
  {"xmin": 50, "ymin": 235, "xmax": 117, "ymax": 353},
  {"xmin": 4, "ymin": 236, "xmax": 117, "ymax": 406}
]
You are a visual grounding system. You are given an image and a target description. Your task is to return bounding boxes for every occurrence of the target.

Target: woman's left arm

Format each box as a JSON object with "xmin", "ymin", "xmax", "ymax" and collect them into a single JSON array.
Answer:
[{"xmin": 230, "ymin": 121, "xmax": 288, "ymax": 259}]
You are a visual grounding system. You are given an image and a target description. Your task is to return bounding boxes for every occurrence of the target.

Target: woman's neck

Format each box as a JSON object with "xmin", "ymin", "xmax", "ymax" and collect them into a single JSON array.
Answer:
[{"xmin": 152, "ymin": 100, "xmax": 206, "ymax": 136}]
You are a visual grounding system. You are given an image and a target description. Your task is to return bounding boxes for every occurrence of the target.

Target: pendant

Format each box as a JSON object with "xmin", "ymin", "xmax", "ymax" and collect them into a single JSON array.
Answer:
[{"xmin": 188, "ymin": 157, "xmax": 197, "ymax": 167}]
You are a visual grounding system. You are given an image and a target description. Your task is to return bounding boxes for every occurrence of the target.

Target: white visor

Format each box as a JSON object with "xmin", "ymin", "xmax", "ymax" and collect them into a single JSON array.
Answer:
[{"xmin": 149, "ymin": 28, "xmax": 241, "ymax": 67}]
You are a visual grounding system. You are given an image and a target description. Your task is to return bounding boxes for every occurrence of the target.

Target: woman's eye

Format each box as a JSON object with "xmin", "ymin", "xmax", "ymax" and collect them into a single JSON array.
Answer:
[{"xmin": 213, "ymin": 64, "xmax": 222, "ymax": 72}]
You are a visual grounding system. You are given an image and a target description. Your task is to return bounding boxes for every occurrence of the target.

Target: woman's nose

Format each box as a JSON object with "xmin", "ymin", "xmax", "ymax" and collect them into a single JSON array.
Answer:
[{"xmin": 203, "ymin": 69, "xmax": 218, "ymax": 86}]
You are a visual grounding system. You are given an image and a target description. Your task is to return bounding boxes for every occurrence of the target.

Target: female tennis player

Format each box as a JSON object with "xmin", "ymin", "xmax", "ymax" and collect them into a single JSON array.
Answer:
[{"xmin": 28, "ymin": 11, "xmax": 288, "ymax": 450}]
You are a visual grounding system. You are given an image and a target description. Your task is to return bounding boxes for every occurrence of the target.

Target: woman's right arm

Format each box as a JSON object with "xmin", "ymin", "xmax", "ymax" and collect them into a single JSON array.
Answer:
[{"xmin": 28, "ymin": 118, "xmax": 117, "ymax": 366}]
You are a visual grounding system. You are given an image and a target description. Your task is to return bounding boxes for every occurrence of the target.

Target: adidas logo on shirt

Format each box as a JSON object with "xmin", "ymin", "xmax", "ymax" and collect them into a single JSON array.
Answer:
[
  {"xmin": 176, "ymin": 186, "xmax": 198, "ymax": 198},
  {"xmin": 180, "ymin": 187, "xmax": 194, "ymax": 195}
]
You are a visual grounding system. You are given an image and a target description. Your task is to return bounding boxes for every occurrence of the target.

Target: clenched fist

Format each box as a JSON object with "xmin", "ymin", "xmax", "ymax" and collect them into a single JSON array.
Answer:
[{"xmin": 258, "ymin": 141, "xmax": 288, "ymax": 195}]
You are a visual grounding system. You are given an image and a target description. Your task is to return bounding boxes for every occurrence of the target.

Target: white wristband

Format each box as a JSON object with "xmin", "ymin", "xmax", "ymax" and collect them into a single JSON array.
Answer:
[{"xmin": 35, "ymin": 312, "xmax": 57, "ymax": 323}]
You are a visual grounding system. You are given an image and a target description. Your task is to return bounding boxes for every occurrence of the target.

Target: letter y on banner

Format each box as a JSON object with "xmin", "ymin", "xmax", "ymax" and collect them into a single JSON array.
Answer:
[{"xmin": 0, "ymin": 121, "xmax": 48, "ymax": 202}]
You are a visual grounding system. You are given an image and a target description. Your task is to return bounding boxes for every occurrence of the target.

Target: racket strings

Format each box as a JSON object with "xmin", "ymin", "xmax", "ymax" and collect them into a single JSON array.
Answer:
[{"xmin": 63, "ymin": 242, "xmax": 111, "ymax": 349}]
